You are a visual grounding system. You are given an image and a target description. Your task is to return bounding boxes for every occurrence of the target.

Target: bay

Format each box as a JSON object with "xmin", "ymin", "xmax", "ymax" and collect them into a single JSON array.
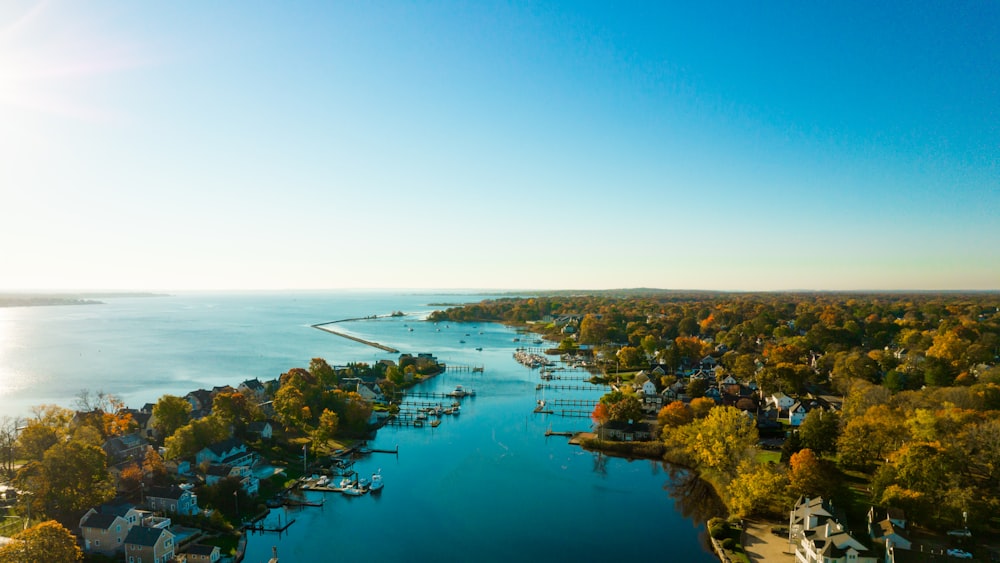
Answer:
[{"xmin": 0, "ymin": 292, "xmax": 717, "ymax": 562}]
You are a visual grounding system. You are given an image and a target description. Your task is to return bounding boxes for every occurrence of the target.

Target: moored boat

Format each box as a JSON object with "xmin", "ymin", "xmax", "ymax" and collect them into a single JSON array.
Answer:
[{"xmin": 369, "ymin": 470, "xmax": 384, "ymax": 493}]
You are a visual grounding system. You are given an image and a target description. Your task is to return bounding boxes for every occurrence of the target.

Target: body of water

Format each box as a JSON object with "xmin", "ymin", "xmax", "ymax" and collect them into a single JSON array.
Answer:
[{"xmin": 0, "ymin": 292, "xmax": 717, "ymax": 562}]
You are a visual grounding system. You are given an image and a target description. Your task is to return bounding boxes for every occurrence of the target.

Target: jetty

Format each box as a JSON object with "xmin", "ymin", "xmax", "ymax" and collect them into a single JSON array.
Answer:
[
  {"xmin": 536, "ymin": 383, "xmax": 607, "ymax": 392},
  {"xmin": 311, "ymin": 323, "xmax": 399, "ymax": 353}
]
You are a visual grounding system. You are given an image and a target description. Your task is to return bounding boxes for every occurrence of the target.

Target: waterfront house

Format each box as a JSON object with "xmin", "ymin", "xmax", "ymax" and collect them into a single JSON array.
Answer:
[
  {"xmin": 196, "ymin": 438, "xmax": 254, "ymax": 468},
  {"xmin": 182, "ymin": 544, "xmax": 221, "ymax": 562},
  {"xmin": 78, "ymin": 503, "xmax": 140, "ymax": 557},
  {"xmin": 124, "ymin": 525, "xmax": 175, "ymax": 563},
  {"xmin": 205, "ymin": 464, "xmax": 260, "ymax": 496},
  {"xmin": 597, "ymin": 421, "xmax": 655, "ymax": 441},
  {"xmin": 145, "ymin": 485, "xmax": 199, "ymax": 516}
]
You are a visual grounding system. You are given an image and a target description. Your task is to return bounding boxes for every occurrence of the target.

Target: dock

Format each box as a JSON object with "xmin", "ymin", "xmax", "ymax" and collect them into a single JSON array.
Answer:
[
  {"xmin": 246, "ymin": 519, "xmax": 296, "ymax": 533},
  {"xmin": 545, "ymin": 429, "xmax": 575, "ymax": 437},
  {"xmin": 536, "ymin": 383, "xmax": 607, "ymax": 391}
]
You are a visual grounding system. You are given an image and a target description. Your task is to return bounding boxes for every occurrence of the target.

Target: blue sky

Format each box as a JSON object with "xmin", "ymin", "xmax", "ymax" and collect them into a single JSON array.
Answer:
[{"xmin": 1, "ymin": 1, "xmax": 997, "ymax": 291}]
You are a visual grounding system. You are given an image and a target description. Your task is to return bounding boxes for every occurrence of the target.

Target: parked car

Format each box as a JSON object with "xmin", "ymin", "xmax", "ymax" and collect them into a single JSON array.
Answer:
[{"xmin": 947, "ymin": 548, "xmax": 973, "ymax": 559}]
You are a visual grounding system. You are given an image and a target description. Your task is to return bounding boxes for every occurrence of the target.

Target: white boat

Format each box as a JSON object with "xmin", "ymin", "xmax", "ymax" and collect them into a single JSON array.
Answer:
[
  {"xmin": 339, "ymin": 477, "xmax": 353, "ymax": 488},
  {"xmin": 369, "ymin": 470, "xmax": 384, "ymax": 493},
  {"xmin": 315, "ymin": 476, "xmax": 329, "ymax": 487},
  {"xmin": 341, "ymin": 484, "xmax": 364, "ymax": 496}
]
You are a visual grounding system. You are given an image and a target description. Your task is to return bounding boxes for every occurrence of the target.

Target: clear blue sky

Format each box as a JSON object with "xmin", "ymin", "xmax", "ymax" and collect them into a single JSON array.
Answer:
[{"xmin": 1, "ymin": 1, "xmax": 997, "ymax": 291}]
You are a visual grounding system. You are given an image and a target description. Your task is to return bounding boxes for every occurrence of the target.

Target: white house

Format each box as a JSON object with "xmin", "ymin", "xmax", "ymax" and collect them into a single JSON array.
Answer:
[
  {"xmin": 769, "ymin": 392, "xmax": 795, "ymax": 411},
  {"xmin": 790, "ymin": 497, "xmax": 877, "ymax": 563}
]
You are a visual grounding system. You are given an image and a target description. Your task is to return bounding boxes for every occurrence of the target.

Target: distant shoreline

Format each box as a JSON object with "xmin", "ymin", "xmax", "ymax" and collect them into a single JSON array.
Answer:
[{"xmin": 0, "ymin": 292, "xmax": 167, "ymax": 308}]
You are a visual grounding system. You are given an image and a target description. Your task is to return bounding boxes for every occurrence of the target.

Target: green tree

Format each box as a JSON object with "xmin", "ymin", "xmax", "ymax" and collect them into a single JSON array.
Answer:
[
  {"xmin": 15, "ymin": 440, "xmax": 115, "ymax": 524},
  {"xmin": 686, "ymin": 378, "xmax": 709, "ymax": 398},
  {"xmin": 152, "ymin": 395, "xmax": 193, "ymax": 439},
  {"xmin": 309, "ymin": 357, "xmax": 338, "ymax": 387},
  {"xmin": 798, "ymin": 410, "xmax": 840, "ymax": 456},
  {"xmin": 616, "ymin": 346, "xmax": 645, "ymax": 369}
]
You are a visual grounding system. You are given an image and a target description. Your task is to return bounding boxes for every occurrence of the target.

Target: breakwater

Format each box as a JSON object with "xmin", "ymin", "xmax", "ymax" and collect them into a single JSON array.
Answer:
[{"xmin": 311, "ymin": 319, "xmax": 400, "ymax": 353}]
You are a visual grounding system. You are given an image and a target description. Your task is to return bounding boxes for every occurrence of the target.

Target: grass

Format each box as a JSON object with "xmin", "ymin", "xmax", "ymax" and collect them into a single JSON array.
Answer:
[{"xmin": 755, "ymin": 450, "xmax": 782, "ymax": 464}]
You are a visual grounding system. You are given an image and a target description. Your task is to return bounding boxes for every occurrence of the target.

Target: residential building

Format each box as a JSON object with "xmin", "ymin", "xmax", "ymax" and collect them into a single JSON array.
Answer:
[
  {"xmin": 145, "ymin": 485, "xmax": 199, "ymax": 516},
  {"xmin": 124, "ymin": 525, "xmax": 175, "ymax": 563},
  {"xmin": 789, "ymin": 496, "xmax": 877, "ymax": 563},
  {"xmin": 196, "ymin": 438, "xmax": 254, "ymax": 468},
  {"xmin": 182, "ymin": 544, "xmax": 222, "ymax": 562}
]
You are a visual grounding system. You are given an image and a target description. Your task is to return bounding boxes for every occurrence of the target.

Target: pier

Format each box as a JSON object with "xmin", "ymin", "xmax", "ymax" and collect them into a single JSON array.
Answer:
[
  {"xmin": 445, "ymin": 364, "xmax": 484, "ymax": 372},
  {"xmin": 550, "ymin": 398, "xmax": 598, "ymax": 407},
  {"xmin": 536, "ymin": 383, "xmax": 608, "ymax": 391}
]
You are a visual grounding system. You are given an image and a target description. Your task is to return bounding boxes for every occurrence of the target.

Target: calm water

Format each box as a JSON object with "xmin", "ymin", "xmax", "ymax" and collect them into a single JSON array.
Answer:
[{"xmin": 0, "ymin": 292, "xmax": 717, "ymax": 562}]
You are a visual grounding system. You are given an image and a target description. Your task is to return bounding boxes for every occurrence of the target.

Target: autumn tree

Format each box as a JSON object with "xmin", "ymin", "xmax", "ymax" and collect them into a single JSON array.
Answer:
[
  {"xmin": 579, "ymin": 314, "xmax": 608, "ymax": 345},
  {"xmin": 0, "ymin": 520, "xmax": 83, "ymax": 562},
  {"xmin": 727, "ymin": 460, "xmax": 788, "ymax": 518},
  {"xmin": 616, "ymin": 346, "xmax": 645, "ymax": 369},
  {"xmin": 658, "ymin": 401, "xmax": 693, "ymax": 431},
  {"xmin": 312, "ymin": 409, "xmax": 340, "ymax": 445},
  {"xmin": 309, "ymin": 357, "xmax": 338, "ymax": 387},
  {"xmin": 665, "ymin": 406, "xmax": 758, "ymax": 479},
  {"xmin": 689, "ymin": 397, "xmax": 716, "ymax": 419},
  {"xmin": 788, "ymin": 449, "xmax": 836, "ymax": 498}
]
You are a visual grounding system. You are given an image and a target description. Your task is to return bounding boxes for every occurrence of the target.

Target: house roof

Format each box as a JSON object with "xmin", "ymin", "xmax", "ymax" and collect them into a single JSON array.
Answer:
[
  {"xmin": 186, "ymin": 544, "xmax": 220, "ymax": 556},
  {"xmin": 206, "ymin": 464, "xmax": 234, "ymax": 477},
  {"xmin": 247, "ymin": 421, "xmax": 271, "ymax": 432},
  {"xmin": 204, "ymin": 437, "xmax": 244, "ymax": 457},
  {"xmin": 125, "ymin": 525, "xmax": 171, "ymax": 547},
  {"xmin": 80, "ymin": 511, "xmax": 119, "ymax": 530},
  {"xmin": 98, "ymin": 501, "xmax": 136, "ymax": 518},
  {"xmin": 240, "ymin": 378, "xmax": 264, "ymax": 391},
  {"xmin": 146, "ymin": 485, "xmax": 189, "ymax": 500}
]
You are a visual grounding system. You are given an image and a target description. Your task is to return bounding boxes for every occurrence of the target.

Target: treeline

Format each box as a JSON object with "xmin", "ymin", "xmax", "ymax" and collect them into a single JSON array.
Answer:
[{"xmin": 432, "ymin": 292, "xmax": 1000, "ymax": 531}]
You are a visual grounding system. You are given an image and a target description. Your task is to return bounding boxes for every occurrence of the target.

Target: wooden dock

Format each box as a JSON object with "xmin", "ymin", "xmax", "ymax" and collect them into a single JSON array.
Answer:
[
  {"xmin": 536, "ymin": 383, "xmax": 607, "ymax": 391},
  {"xmin": 545, "ymin": 429, "xmax": 575, "ymax": 437},
  {"xmin": 551, "ymin": 398, "xmax": 599, "ymax": 407},
  {"xmin": 445, "ymin": 364, "xmax": 484, "ymax": 372},
  {"xmin": 246, "ymin": 519, "xmax": 296, "ymax": 533}
]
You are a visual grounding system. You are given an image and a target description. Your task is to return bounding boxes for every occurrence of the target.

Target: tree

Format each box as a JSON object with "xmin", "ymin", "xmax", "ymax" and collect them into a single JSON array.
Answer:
[
  {"xmin": 273, "ymin": 385, "xmax": 307, "ymax": 430},
  {"xmin": 309, "ymin": 357, "xmax": 338, "ymax": 387},
  {"xmin": 312, "ymin": 409, "xmax": 339, "ymax": 445},
  {"xmin": 686, "ymin": 378, "xmax": 708, "ymax": 398},
  {"xmin": 142, "ymin": 447, "xmax": 167, "ymax": 482},
  {"xmin": 607, "ymin": 394, "xmax": 644, "ymax": 424},
  {"xmin": 788, "ymin": 449, "xmax": 835, "ymax": 498},
  {"xmin": 15, "ymin": 440, "xmax": 115, "ymax": 524},
  {"xmin": 212, "ymin": 392, "xmax": 259, "ymax": 435},
  {"xmin": 16, "ymin": 423, "xmax": 59, "ymax": 463},
  {"xmin": 0, "ymin": 520, "xmax": 82, "ymax": 562},
  {"xmin": 0, "ymin": 417, "xmax": 19, "ymax": 477},
  {"xmin": 579, "ymin": 314, "xmax": 608, "ymax": 345},
  {"xmin": 798, "ymin": 410, "xmax": 840, "ymax": 456},
  {"xmin": 689, "ymin": 397, "xmax": 716, "ymax": 419},
  {"xmin": 665, "ymin": 406, "xmax": 758, "ymax": 479},
  {"xmin": 152, "ymin": 395, "xmax": 192, "ymax": 439},
  {"xmin": 658, "ymin": 401, "xmax": 693, "ymax": 430},
  {"xmin": 616, "ymin": 346, "xmax": 645, "ymax": 369},
  {"xmin": 727, "ymin": 460, "xmax": 788, "ymax": 518}
]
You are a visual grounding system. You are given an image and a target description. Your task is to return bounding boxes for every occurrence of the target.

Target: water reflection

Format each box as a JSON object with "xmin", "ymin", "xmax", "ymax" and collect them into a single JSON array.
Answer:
[{"xmin": 665, "ymin": 466, "xmax": 726, "ymax": 523}]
